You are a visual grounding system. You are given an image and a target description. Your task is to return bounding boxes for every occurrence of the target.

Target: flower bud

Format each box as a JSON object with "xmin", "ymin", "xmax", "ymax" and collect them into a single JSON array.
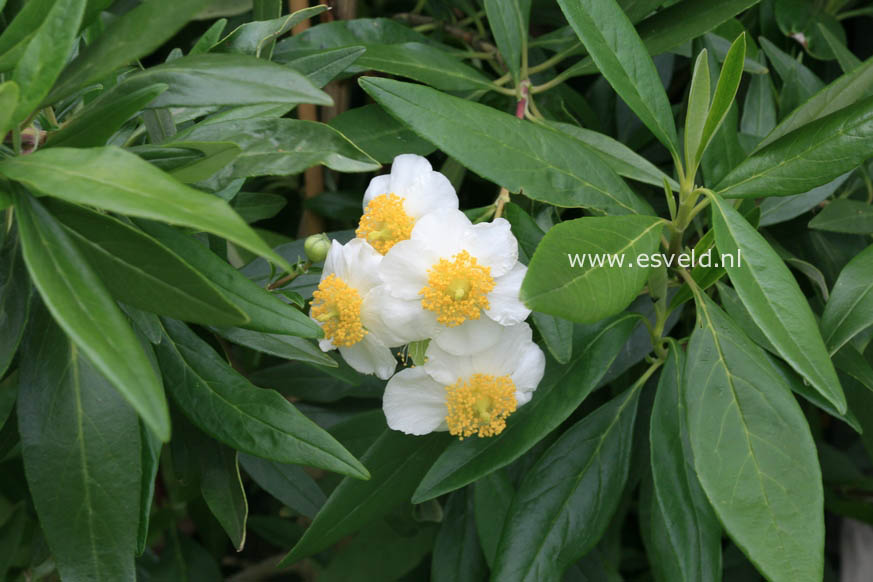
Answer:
[{"xmin": 304, "ymin": 233, "xmax": 331, "ymax": 262}]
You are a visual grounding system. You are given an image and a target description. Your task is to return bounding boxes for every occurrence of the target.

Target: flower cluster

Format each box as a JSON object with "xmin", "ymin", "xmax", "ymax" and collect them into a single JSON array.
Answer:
[{"xmin": 309, "ymin": 155, "xmax": 546, "ymax": 439}]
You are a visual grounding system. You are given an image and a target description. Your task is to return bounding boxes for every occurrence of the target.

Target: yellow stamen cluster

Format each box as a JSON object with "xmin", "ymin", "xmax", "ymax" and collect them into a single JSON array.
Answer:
[
  {"xmin": 310, "ymin": 274, "xmax": 366, "ymax": 347},
  {"xmin": 445, "ymin": 374, "xmax": 517, "ymax": 439},
  {"xmin": 356, "ymin": 193, "xmax": 415, "ymax": 254},
  {"xmin": 420, "ymin": 250, "xmax": 495, "ymax": 326}
]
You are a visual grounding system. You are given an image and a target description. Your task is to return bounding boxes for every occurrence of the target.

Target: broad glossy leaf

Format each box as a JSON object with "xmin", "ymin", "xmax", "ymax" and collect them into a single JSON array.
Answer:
[
  {"xmin": 356, "ymin": 43, "xmax": 493, "ymax": 91},
  {"xmin": 328, "ymin": 104, "xmax": 434, "ymax": 164},
  {"xmin": 521, "ymin": 216, "xmax": 663, "ymax": 323},
  {"xmin": 200, "ymin": 442, "xmax": 248, "ymax": 551},
  {"xmin": 484, "ymin": 0, "xmax": 531, "ymax": 84},
  {"xmin": 360, "ymin": 77, "xmax": 651, "ymax": 215},
  {"xmin": 493, "ymin": 382, "xmax": 642, "ymax": 581},
  {"xmin": 211, "ymin": 326, "xmax": 334, "ymax": 367},
  {"xmin": 0, "ymin": 231, "xmax": 31, "ymax": 378},
  {"xmin": 0, "ymin": 146, "xmax": 294, "ymax": 273},
  {"xmin": 239, "ymin": 453, "xmax": 325, "ymax": 518},
  {"xmin": 18, "ymin": 304, "xmax": 140, "ymax": 581},
  {"xmin": 821, "ymin": 244, "xmax": 873, "ymax": 354},
  {"xmin": 215, "ymin": 6, "xmax": 328, "ymax": 57},
  {"xmin": 685, "ymin": 293, "xmax": 823, "ymax": 582},
  {"xmin": 432, "ymin": 489, "xmax": 487, "ymax": 582},
  {"xmin": 758, "ymin": 173, "xmax": 850, "ymax": 226},
  {"xmin": 557, "ymin": 0, "xmax": 679, "ymax": 155},
  {"xmin": 154, "ymin": 317, "xmax": 367, "ymax": 478},
  {"xmin": 48, "ymin": 83, "xmax": 168, "ymax": 148},
  {"xmin": 649, "ymin": 342, "xmax": 721, "ymax": 582},
  {"xmin": 809, "ymin": 199, "xmax": 873, "ymax": 234},
  {"xmin": 119, "ymin": 53, "xmax": 332, "ymax": 109},
  {"xmin": 46, "ymin": 199, "xmax": 248, "ymax": 327},
  {"xmin": 413, "ymin": 314, "xmax": 638, "ymax": 502},
  {"xmin": 45, "ymin": 0, "xmax": 210, "ymax": 104},
  {"xmin": 474, "ymin": 471, "xmax": 514, "ymax": 568},
  {"xmin": 176, "ymin": 118, "xmax": 379, "ymax": 178},
  {"xmin": 0, "ymin": 0, "xmax": 54, "ymax": 71},
  {"xmin": 552, "ymin": 122, "xmax": 679, "ymax": 190},
  {"xmin": 0, "ymin": 82, "xmax": 18, "ymax": 139},
  {"xmin": 11, "ymin": 0, "xmax": 84, "ymax": 123},
  {"xmin": 710, "ymin": 194, "xmax": 845, "ymax": 412},
  {"xmin": 137, "ymin": 220, "xmax": 319, "ymax": 338},
  {"xmin": 280, "ymin": 430, "xmax": 448, "ymax": 564},
  {"xmin": 13, "ymin": 191, "xmax": 170, "ymax": 439},
  {"xmin": 756, "ymin": 54, "xmax": 873, "ymax": 150}
]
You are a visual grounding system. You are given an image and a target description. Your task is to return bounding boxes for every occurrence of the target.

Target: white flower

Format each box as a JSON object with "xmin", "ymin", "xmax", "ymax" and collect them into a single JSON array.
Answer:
[
  {"xmin": 375, "ymin": 208, "xmax": 531, "ymax": 354},
  {"xmin": 356, "ymin": 154, "xmax": 458, "ymax": 254},
  {"xmin": 309, "ymin": 239, "xmax": 397, "ymax": 380},
  {"xmin": 383, "ymin": 323, "xmax": 546, "ymax": 438}
]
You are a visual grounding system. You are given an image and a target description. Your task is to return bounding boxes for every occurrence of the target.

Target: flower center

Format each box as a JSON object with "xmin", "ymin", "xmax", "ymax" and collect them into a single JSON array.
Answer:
[
  {"xmin": 420, "ymin": 250, "xmax": 495, "ymax": 327},
  {"xmin": 445, "ymin": 374, "xmax": 517, "ymax": 439},
  {"xmin": 310, "ymin": 274, "xmax": 366, "ymax": 347},
  {"xmin": 356, "ymin": 193, "xmax": 414, "ymax": 254}
]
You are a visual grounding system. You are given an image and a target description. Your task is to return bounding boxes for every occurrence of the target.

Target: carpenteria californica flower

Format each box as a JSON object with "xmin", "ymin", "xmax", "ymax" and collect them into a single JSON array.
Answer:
[
  {"xmin": 383, "ymin": 322, "xmax": 545, "ymax": 439},
  {"xmin": 310, "ymin": 239, "xmax": 397, "ymax": 380},
  {"xmin": 356, "ymin": 154, "xmax": 458, "ymax": 254},
  {"xmin": 374, "ymin": 208, "xmax": 530, "ymax": 355}
]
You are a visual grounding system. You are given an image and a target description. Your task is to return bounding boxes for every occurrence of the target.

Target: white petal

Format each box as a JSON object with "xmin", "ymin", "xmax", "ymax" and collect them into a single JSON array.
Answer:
[
  {"xmin": 387, "ymin": 154, "xmax": 434, "ymax": 194},
  {"xmin": 485, "ymin": 262, "xmax": 531, "ymax": 325},
  {"xmin": 508, "ymin": 337, "xmax": 546, "ymax": 394},
  {"xmin": 378, "ymin": 239, "xmax": 435, "ymax": 299},
  {"xmin": 409, "ymin": 210, "xmax": 470, "ymax": 257},
  {"xmin": 318, "ymin": 337, "xmax": 335, "ymax": 352},
  {"xmin": 463, "ymin": 218, "xmax": 518, "ymax": 277},
  {"xmin": 321, "ymin": 239, "xmax": 346, "ymax": 279},
  {"xmin": 362, "ymin": 174, "xmax": 392, "ymax": 208},
  {"xmin": 516, "ymin": 390, "xmax": 533, "ymax": 406},
  {"xmin": 402, "ymin": 172, "xmax": 459, "ymax": 219},
  {"xmin": 339, "ymin": 238, "xmax": 382, "ymax": 293},
  {"xmin": 362, "ymin": 286, "xmax": 436, "ymax": 346},
  {"xmin": 383, "ymin": 367, "xmax": 449, "ymax": 435},
  {"xmin": 338, "ymin": 334, "xmax": 397, "ymax": 380},
  {"xmin": 423, "ymin": 343, "xmax": 477, "ymax": 386},
  {"xmin": 431, "ymin": 315, "xmax": 504, "ymax": 356}
]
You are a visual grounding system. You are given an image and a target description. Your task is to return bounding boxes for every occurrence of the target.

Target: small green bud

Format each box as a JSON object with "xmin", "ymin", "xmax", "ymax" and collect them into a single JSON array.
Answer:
[{"xmin": 304, "ymin": 233, "xmax": 331, "ymax": 262}]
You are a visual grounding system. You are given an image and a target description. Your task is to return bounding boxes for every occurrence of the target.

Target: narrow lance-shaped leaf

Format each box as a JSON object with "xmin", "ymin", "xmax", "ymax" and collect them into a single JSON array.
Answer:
[
  {"xmin": 0, "ymin": 228, "xmax": 31, "ymax": 378},
  {"xmin": 0, "ymin": 146, "xmax": 295, "ymax": 273},
  {"xmin": 709, "ymin": 193, "xmax": 846, "ymax": 412},
  {"xmin": 492, "ymin": 377, "xmax": 645, "ymax": 581},
  {"xmin": 684, "ymin": 292, "xmax": 824, "ymax": 582},
  {"xmin": 200, "ymin": 443, "xmax": 248, "ymax": 552},
  {"xmin": 360, "ymin": 77, "xmax": 651, "ymax": 216},
  {"xmin": 684, "ymin": 50, "xmax": 711, "ymax": 173},
  {"xmin": 808, "ymin": 199, "xmax": 873, "ymax": 234},
  {"xmin": 0, "ymin": 0, "xmax": 55, "ymax": 71},
  {"xmin": 556, "ymin": 0, "xmax": 679, "ymax": 156},
  {"xmin": 239, "ymin": 453, "xmax": 326, "ymax": 519},
  {"xmin": 820, "ymin": 244, "xmax": 873, "ymax": 354},
  {"xmin": 484, "ymin": 0, "xmax": 532, "ymax": 85},
  {"xmin": 13, "ymin": 191, "xmax": 170, "ymax": 440},
  {"xmin": 18, "ymin": 303, "xmax": 141, "ymax": 581},
  {"xmin": 695, "ymin": 33, "xmax": 746, "ymax": 165},
  {"xmin": 0, "ymin": 82, "xmax": 19, "ymax": 140},
  {"xmin": 432, "ymin": 489, "xmax": 487, "ymax": 582}
]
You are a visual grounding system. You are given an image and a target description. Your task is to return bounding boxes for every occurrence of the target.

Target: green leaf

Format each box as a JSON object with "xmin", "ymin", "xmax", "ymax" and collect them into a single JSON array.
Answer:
[
  {"xmin": 474, "ymin": 471, "xmax": 514, "ymax": 568},
  {"xmin": 47, "ymin": 0, "xmax": 210, "ymax": 103},
  {"xmin": 413, "ymin": 314, "xmax": 638, "ymax": 502},
  {"xmin": 551, "ymin": 122, "xmax": 680, "ymax": 190},
  {"xmin": 136, "ymin": 421, "xmax": 161, "ymax": 555},
  {"xmin": 756, "ymin": 54, "xmax": 873, "ymax": 150},
  {"xmin": 11, "ymin": 0, "xmax": 85, "ymax": 123},
  {"xmin": 649, "ymin": 341, "xmax": 721, "ymax": 582},
  {"xmin": 809, "ymin": 199, "xmax": 873, "ymax": 234},
  {"xmin": 556, "ymin": 0, "xmax": 679, "ymax": 156},
  {"xmin": 0, "ymin": 504, "xmax": 26, "ymax": 580},
  {"xmin": 280, "ymin": 430, "xmax": 448, "ymax": 564},
  {"xmin": 45, "ymin": 199, "xmax": 249, "ymax": 327},
  {"xmin": 685, "ymin": 293, "xmax": 824, "ymax": 582},
  {"xmin": 154, "ymin": 317, "xmax": 367, "ymax": 479},
  {"xmin": 818, "ymin": 23, "xmax": 861, "ymax": 73},
  {"xmin": 758, "ymin": 173, "xmax": 850, "ymax": 226},
  {"xmin": 521, "ymin": 216, "xmax": 663, "ymax": 323},
  {"xmin": 13, "ymin": 191, "xmax": 170, "ymax": 439},
  {"xmin": 211, "ymin": 326, "xmax": 334, "ymax": 367},
  {"xmin": 718, "ymin": 95, "xmax": 873, "ymax": 199},
  {"xmin": 328, "ymin": 104, "xmax": 435, "ymax": 164},
  {"xmin": 821, "ymin": 244, "xmax": 873, "ymax": 354},
  {"xmin": 684, "ymin": 50, "xmax": 711, "ymax": 172},
  {"xmin": 758, "ymin": 36, "xmax": 823, "ymax": 115},
  {"xmin": 356, "ymin": 43, "xmax": 494, "ymax": 92},
  {"xmin": 118, "ymin": 53, "xmax": 332, "ymax": 109},
  {"xmin": 696, "ymin": 34, "xmax": 746, "ymax": 164},
  {"xmin": 231, "ymin": 192, "xmax": 287, "ymax": 223},
  {"xmin": 432, "ymin": 489, "xmax": 487, "ymax": 582},
  {"xmin": 740, "ymin": 64, "xmax": 777, "ymax": 139},
  {"xmin": 48, "ymin": 83, "xmax": 168, "ymax": 148},
  {"xmin": 176, "ymin": 118, "xmax": 380, "ymax": 178},
  {"xmin": 0, "ymin": 146, "xmax": 294, "ymax": 273},
  {"xmin": 136, "ymin": 220, "xmax": 320, "ymax": 338},
  {"xmin": 215, "ymin": 5, "xmax": 329, "ymax": 58},
  {"xmin": 484, "ymin": 0, "xmax": 532, "ymax": 84},
  {"xmin": 492, "ymin": 380, "xmax": 642, "ymax": 581},
  {"xmin": 200, "ymin": 442, "xmax": 248, "ymax": 551},
  {"xmin": 710, "ymin": 193, "xmax": 846, "ymax": 412},
  {"xmin": 361, "ymin": 77, "xmax": 651, "ymax": 215},
  {"xmin": 18, "ymin": 303, "xmax": 140, "ymax": 581},
  {"xmin": 239, "ymin": 453, "xmax": 326, "ymax": 518},
  {"xmin": 249, "ymin": 360, "xmax": 386, "ymax": 403},
  {"xmin": 285, "ymin": 45, "xmax": 366, "ymax": 88},
  {"xmin": 190, "ymin": 18, "xmax": 228, "ymax": 55},
  {"xmin": 0, "ymin": 231, "xmax": 31, "ymax": 378},
  {"xmin": 0, "ymin": 0, "xmax": 54, "ymax": 72},
  {"xmin": 0, "ymin": 82, "xmax": 19, "ymax": 139}
]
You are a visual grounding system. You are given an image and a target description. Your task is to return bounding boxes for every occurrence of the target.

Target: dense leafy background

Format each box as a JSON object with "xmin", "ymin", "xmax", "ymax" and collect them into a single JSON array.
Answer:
[{"xmin": 2, "ymin": 0, "xmax": 873, "ymax": 580}]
